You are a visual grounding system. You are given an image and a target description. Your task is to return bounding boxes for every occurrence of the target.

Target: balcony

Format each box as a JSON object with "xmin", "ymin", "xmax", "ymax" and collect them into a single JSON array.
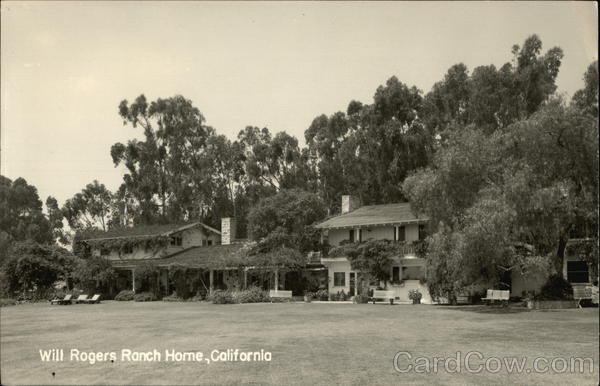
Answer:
[{"xmin": 308, "ymin": 240, "xmax": 427, "ymax": 262}]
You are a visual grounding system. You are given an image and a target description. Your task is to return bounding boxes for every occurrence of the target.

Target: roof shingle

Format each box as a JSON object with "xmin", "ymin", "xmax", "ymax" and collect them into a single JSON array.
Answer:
[
  {"xmin": 81, "ymin": 222, "xmax": 220, "ymax": 241},
  {"xmin": 109, "ymin": 244, "xmax": 245, "ymax": 269},
  {"xmin": 315, "ymin": 203, "xmax": 428, "ymax": 229}
]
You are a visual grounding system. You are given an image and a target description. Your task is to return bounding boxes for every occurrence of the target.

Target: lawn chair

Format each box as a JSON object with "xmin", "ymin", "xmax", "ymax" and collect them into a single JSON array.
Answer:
[
  {"xmin": 74, "ymin": 294, "xmax": 89, "ymax": 304},
  {"xmin": 50, "ymin": 294, "xmax": 73, "ymax": 305},
  {"xmin": 83, "ymin": 294, "xmax": 101, "ymax": 304}
]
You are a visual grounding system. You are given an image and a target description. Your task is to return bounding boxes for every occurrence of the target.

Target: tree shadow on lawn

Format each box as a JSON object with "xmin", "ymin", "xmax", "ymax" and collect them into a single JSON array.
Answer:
[{"xmin": 437, "ymin": 304, "xmax": 531, "ymax": 314}]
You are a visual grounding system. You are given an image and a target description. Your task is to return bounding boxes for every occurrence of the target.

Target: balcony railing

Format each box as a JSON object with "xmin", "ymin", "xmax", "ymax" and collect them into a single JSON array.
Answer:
[{"xmin": 308, "ymin": 240, "xmax": 426, "ymax": 262}]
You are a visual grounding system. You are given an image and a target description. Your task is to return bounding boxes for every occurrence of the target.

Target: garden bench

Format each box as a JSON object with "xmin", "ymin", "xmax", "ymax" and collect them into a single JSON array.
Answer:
[
  {"xmin": 269, "ymin": 290, "xmax": 292, "ymax": 301},
  {"xmin": 50, "ymin": 294, "xmax": 73, "ymax": 305},
  {"xmin": 74, "ymin": 294, "xmax": 89, "ymax": 304},
  {"xmin": 371, "ymin": 290, "xmax": 396, "ymax": 305},
  {"xmin": 82, "ymin": 294, "xmax": 101, "ymax": 304},
  {"xmin": 481, "ymin": 290, "xmax": 509, "ymax": 306},
  {"xmin": 572, "ymin": 285, "xmax": 593, "ymax": 307}
]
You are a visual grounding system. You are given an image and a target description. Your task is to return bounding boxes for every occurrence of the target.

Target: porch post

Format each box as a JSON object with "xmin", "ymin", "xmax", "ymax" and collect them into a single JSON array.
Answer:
[
  {"xmin": 274, "ymin": 268, "xmax": 279, "ymax": 291},
  {"xmin": 156, "ymin": 270, "xmax": 161, "ymax": 296},
  {"xmin": 209, "ymin": 270, "xmax": 214, "ymax": 295},
  {"xmin": 131, "ymin": 269, "xmax": 136, "ymax": 293},
  {"xmin": 243, "ymin": 268, "xmax": 248, "ymax": 289},
  {"xmin": 165, "ymin": 267, "xmax": 169, "ymax": 295}
]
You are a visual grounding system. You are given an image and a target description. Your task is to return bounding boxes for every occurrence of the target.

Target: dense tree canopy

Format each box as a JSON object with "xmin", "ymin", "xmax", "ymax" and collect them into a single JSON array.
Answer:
[{"xmin": 403, "ymin": 83, "xmax": 598, "ymax": 298}]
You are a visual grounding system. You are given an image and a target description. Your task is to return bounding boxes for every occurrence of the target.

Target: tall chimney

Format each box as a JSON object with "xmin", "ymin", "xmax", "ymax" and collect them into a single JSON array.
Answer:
[
  {"xmin": 221, "ymin": 217, "xmax": 236, "ymax": 245},
  {"xmin": 341, "ymin": 195, "xmax": 360, "ymax": 214}
]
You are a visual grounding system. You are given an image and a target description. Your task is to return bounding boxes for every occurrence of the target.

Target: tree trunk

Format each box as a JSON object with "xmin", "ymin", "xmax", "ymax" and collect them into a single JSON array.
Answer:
[{"xmin": 555, "ymin": 235, "xmax": 568, "ymax": 279}]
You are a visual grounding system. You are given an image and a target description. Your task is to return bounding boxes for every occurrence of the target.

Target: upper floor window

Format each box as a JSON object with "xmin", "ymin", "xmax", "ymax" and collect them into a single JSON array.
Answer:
[
  {"xmin": 418, "ymin": 224, "xmax": 428, "ymax": 240},
  {"xmin": 395, "ymin": 226, "xmax": 406, "ymax": 242},
  {"xmin": 122, "ymin": 245, "xmax": 133, "ymax": 254},
  {"xmin": 171, "ymin": 235, "xmax": 183, "ymax": 247}
]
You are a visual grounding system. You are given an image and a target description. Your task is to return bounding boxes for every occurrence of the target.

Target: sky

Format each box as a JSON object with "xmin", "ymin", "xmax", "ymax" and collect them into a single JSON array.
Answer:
[{"xmin": 1, "ymin": 1, "xmax": 597, "ymax": 207}]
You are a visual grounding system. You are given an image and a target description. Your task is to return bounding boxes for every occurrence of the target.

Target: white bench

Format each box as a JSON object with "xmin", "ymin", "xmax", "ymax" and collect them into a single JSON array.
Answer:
[
  {"xmin": 481, "ymin": 290, "xmax": 509, "ymax": 306},
  {"xmin": 573, "ymin": 284, "xmax": 595, "ymax": 307},
  {"xmin": 269, "ymin": 290, "xmax": 292, "ymax": 301},
  {"xmin": 372, "ymin": 290, "xmax": 396, "ymax": 305}
]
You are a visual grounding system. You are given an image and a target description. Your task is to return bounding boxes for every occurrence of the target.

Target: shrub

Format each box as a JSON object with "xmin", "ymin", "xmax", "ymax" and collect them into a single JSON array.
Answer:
[
  {"xmin": 188, "ymin": 293, "xmax": 204, "ymax": 302},
  {"xmin": 208, "ymin": 290, "xmax": 235, "ymax": 304},
  {"xmin": 331, "ymin": 290, "xmax": 348, "ymax": 301},
  {"xmin": 353, "ymin": 293, "xmax": 370, "ymax": 304},
  {"xmin": 313, "ymin": 289, "xmax": 328, "ymax": 301},
  {"xmin": 114, "ymin": 290, "xmax": 135, "ymax": 301},
  {"xmin": 233, "ymin": 287, "xmax": 269, "ymax": 303},
  {"xmin": 408, "ymin": 289, "xmax": 422, "ymax": 301},
  {"xmin": 0, "ymin": 298, "xmax": 17, "ymax": 307},
  {"xmin": 535, "ymin": 275, "xmax": 574, "ymax": 300},
  {"xmin": 134, "ymin": 292, "xmax": 157, "ymax": 302},
  {"xmin": 162, "ymin": 292, "xmax": 184, "ymax": 302}
]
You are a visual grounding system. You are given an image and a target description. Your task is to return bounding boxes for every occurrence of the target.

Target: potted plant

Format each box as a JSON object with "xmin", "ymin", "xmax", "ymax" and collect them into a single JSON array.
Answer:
[
  {"xmin": 303, "ymin": 291, "xmax": 313, "ymax": 303},
  {"xmin": 408, "ymin": 289, "xmax": 422, "ymax": 305}
]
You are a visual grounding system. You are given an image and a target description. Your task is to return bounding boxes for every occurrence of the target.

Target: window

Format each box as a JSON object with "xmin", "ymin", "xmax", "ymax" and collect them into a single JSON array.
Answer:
[
  {"xmin": 395, "ymin": 226, "xmax": 406, "ymax": 242},
  {"xmin": 100, "ymin": 248, "xmax": 110, "ymax": 256},
  {"xmin": 358, "ymin": 229, "xmax": 362, "ymax": 242},
  {"xmin": 418, "ymin": 224, "xmax": 428, "ymax": 240},
  {"xmin": 567, "ymin": 261, "xmax": 589, "ymax": 283},
  {"xmin": 392, "ymin": 266, "xmax": 401, "ymax": 283},
  {"xmin": 122, "ymin": 245, "xmax": 133, "ymax": 254},
  {"xmin": 349, "ymin": 229, "xmax": 355, "ymax": 242},
  {"xmin": 334, "ymin": 272, "xmax": 346, "ymax": 287},
  {"xmin": 171, "ymin": 235, "xmax": 183, "ymax": 246},
  {"xmin": 202, "ymin": 239, "xmax": 207, "ymax": 247},
  {"xmin": 207, "ymin": 240, "xmax": 213, "ymax": 246}
]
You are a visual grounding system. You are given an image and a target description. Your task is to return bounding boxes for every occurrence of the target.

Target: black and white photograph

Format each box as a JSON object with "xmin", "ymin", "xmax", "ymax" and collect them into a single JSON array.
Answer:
[{"xmin": 0, "ymin": 1, "xmax": 598, "ymax": 385}]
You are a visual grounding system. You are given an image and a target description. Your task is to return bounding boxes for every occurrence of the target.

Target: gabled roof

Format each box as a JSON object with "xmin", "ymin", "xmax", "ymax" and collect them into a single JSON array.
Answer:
[
  {"xmin": 81, "ymin": 222, "xmax": 220, "ymax": 242},
  {"xmin": 109, "ymin": 244, "xmax": 244, "ymax": 269},
  {"xmin": 315, "ymin": 203, "xmax": 428, "ymax": 230}
]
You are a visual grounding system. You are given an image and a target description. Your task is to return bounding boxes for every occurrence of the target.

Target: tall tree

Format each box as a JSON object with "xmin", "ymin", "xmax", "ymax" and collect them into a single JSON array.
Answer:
[
  {"xmin": 62, "ymin": 180, "xmax": 113, "ymax": 232},
  {"xmin": 0, "ymin": 176, "xmax": 54, "ymax": 245},
  {"xmin": 403, "ymin": 98, "xmax": 598, "ymax": 294},
  {"xmin": 238, "ymin": 126, "xmax": 311, "ymax": 191},
  {"xmin": 572, "ymin": 60, "xmax": 598, "ymax": 117},
  {"xmin": 111, "ymin": 94, "xmax": 213, "ymax": 224},
  {"xmin": 306, "ymin": 76, "xmax": 432, "ymax": 211},
  {"xmin": 423, "ymin": 35, "xmax": 564, "ymax": 135}
]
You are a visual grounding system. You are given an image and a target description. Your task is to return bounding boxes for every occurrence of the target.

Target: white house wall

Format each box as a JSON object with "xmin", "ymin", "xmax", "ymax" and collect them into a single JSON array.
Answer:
[
  {"xmin": 94, "ymin": 226, "xmax": 220, "ymax": 261},
  {"xmin": 327, "ymin": 224, "xmax": 420, "ymax": 247},
  {"xmin": 324, "ymin": 257, "xmax": 432, "ymax": 303}
]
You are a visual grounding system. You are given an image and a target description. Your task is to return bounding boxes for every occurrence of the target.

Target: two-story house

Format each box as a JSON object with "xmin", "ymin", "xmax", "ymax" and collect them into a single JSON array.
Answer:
[{"xmin": 315, "ymin": 195, "xmax": 432, "ymax": 303}]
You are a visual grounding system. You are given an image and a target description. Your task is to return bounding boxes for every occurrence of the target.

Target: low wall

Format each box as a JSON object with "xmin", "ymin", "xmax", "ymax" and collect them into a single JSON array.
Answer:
[{"xmin": 527, "ymin": 300, "xmax": 579, "ymax": 310}]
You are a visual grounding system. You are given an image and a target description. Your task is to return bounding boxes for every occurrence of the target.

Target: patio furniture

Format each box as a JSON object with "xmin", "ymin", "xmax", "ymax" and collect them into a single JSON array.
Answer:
[
  {"xmin": 372, "ymin": 290, "xmax": 396, "ymax": 305},
  {"xmin": 82, "ymin": 294, "xmax": 101, "ymax": 304},
  {"xmin": 74, "ymin": 294, "xmax": 89, "ymax": 304},
  {"xmin": 269, "ymin": 290, "xmax": 292, "ymax": 301},
  {"xmin": 572, "ymin": 284, "xmax": 594, "ymax": 307},
  {"xmin": 481, "ymin": 290, "xmax": 510, "ymax": 306},
  {"xmin": 50, "ymin": 294, "xmax": 73, "ymax": 305}
]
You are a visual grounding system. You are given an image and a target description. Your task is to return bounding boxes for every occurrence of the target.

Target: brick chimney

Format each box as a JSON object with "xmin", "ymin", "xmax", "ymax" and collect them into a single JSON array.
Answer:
[
  {"xmin": 341, "ymin": 195, "xmax": 360, "ymax": 214},
  {"xmin": 221, "ymin": 217, "xmax": 236, "ymax": 245}
]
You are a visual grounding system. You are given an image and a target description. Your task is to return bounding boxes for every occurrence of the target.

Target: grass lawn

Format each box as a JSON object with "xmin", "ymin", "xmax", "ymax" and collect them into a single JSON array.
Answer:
[{"xmin": 1, "ymin": 301, "xmax": 598, "ymax": 385}]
